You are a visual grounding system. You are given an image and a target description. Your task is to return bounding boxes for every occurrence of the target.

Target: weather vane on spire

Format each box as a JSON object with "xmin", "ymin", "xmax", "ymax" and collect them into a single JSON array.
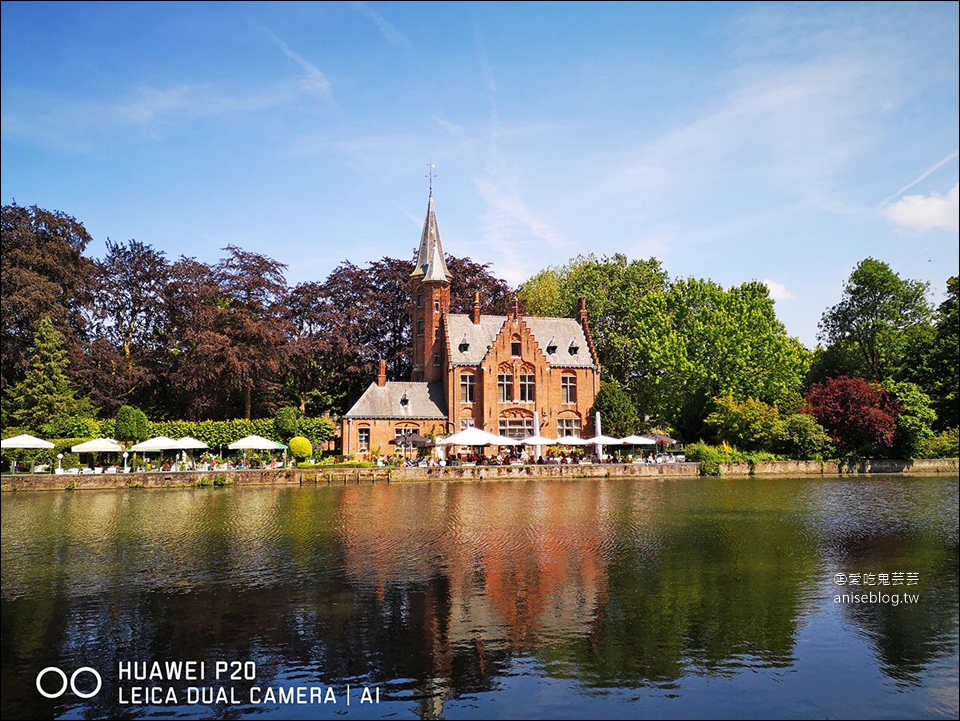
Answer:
[{"xmin": 427, "ymin": 162, "xmax": 435, "ymax": 195}]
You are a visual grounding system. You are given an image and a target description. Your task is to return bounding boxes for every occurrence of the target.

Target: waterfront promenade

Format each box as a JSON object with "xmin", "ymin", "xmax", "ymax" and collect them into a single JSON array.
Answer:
[{"xmin": 2, "ymin": 458, "xmax": 956, "ymax": 491}]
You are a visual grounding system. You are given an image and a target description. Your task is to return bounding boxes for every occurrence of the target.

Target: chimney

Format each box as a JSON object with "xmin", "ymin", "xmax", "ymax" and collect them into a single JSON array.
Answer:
[
  {"xmin": 511, "ymin": 297, "xmax": 520, "ymax": 321},
  {"xmin": 577, "ymin": 296, "xmax": 587, "ymax": 323},
  {"xmin": 377, "ymin": 359, "xmax": 387, "ymax": 387},
  {"xmin": 472, "ymin": 292, "xmax": 481, "ymax": 325}
]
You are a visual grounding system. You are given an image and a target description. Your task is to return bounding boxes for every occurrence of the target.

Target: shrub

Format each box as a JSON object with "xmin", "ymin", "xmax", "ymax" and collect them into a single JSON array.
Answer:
[
  {"xmin": 774, "ymin": 413, "xmax": 834, "ymax": 460},
  {"xmin": 40, "ymin": 415, "xmax": 101, "ymax": 439},
  {"xmin": 919, "ymin": 428, "xmax": 959, "ymax": 459},
  {"xmin": 685, "ymin": 441, "xmax": 753, "ymax": 476},
  {"xmin": 288, "ymin": 436, "xmax": 313, "ymax": 461},
  {"xmin": 704, "ymin": 396, "xmax": 781, "ymax": 452}
]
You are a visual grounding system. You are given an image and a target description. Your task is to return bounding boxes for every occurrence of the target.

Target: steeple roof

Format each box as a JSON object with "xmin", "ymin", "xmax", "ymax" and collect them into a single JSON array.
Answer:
[{"xmin": 410, "ymin": 192, "xmax": 452, "ymax": 283}]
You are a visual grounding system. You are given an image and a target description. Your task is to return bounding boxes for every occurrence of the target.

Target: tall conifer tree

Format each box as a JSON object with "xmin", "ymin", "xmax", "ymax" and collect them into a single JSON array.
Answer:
[{"xmin": 7, "ymin": 317, "xmax": 91, "ymax": 432}]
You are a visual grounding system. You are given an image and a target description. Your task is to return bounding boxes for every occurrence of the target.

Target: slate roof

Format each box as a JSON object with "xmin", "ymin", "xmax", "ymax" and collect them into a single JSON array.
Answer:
[
  {"xmin": 446, "ymin": 314, "xmax": 596, "ymax": 368},
  {"xmin": 344, "ymin": 381, "xmax": 447, "ymax": 420},
  {"xmin": 409, "ymin": 193, "xmax": 452, "ymax": 283}
]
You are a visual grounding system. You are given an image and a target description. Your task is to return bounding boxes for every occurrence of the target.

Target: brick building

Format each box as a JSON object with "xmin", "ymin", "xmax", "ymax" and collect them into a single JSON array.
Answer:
[{"xmin": 341, "ymin": 191, "xmax": 600, "ymax": 457}]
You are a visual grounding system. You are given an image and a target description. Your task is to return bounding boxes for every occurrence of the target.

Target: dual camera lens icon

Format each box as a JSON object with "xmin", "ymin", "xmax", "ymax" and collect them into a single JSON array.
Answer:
[{"xmin": 35, "ymin": 667, "xmax": 102, "ymax": 699}]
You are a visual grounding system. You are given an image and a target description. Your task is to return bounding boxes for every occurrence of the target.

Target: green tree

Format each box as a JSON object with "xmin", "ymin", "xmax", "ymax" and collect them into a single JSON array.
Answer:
[
  {"xmin": 6, "ymin": 317, "xmax": 92, "ymax": 433},
  {"xmin": 518, "ymin": 254, "xmax": 668, "ymax": 383},
  {"xmin": 774, "ymin": 413, "xmax": 833, "ymax": 460},
  {"xmin": 806, "ymin": 376, "xmax": 898, "ymax": 458},
  {"xmin": 704, "ymin": 396, "xmax": 782, "ymax": 452},
  {"xmin": 1, "ymin": 203, "xmax": 94, "ymax": 399},
  {"xmin": 71, "ymin": 239, "xmax": 170, "ymax": 417},
  {"xmin": 629, "ymin": 279, "xmax": 811, "ymax": 440},
  {"xmin": 816, "ymin": 258, "xmax": 932, "ymax": 382},
  {"xmin": 921, "ymin": 276, "xmax": 958, "ymax": 429},
  {"xmin": 881, "ymin": 379, "xmax": 936, "ymax": 459},
  {"xmin": 591, "ymin": 380, "xmax": 640, "ymax": 437},
  {"xmin": 115, "ymin": 405, "xmax": 150, "ymax": 444},
  {"xmin": 274, "ymin": 406, "xmax": 300, "ymax": 442}
]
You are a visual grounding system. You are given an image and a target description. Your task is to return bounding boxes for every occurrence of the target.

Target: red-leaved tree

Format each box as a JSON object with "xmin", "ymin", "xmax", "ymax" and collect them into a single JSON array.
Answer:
[{"xmin": 805, "ymin": 376, "xmax": 900, "ymax": 456}]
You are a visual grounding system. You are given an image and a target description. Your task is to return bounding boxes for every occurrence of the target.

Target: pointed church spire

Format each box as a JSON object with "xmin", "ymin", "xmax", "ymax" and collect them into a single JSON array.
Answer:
[{"xmin": 410, "ymin": 191, "xmax": 452, "ymax": 283}]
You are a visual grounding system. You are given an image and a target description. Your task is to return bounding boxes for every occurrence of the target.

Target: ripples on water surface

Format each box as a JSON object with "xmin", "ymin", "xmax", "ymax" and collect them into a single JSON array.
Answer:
[{"xmin": 1, "ymin": 476, "xmax": 957, "ymax": 719}]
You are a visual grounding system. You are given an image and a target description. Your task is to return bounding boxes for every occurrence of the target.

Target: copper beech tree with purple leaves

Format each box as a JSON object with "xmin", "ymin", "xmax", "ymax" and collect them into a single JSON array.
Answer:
[{"xmin": 805, "ymin": 375, "xmax": 899, "ymax": 458}]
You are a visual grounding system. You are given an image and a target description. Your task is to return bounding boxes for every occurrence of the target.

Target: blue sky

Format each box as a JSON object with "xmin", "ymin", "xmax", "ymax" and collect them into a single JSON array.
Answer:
[{"xmin": 2, "ymin": 1, "xmax": 958, "ymax": 349}]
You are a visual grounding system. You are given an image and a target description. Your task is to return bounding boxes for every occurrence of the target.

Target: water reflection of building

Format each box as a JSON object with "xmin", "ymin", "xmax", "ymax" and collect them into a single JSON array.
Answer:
[{"xmin": 338, "ymin": 481, "xmax": 614, "ymax": 716}]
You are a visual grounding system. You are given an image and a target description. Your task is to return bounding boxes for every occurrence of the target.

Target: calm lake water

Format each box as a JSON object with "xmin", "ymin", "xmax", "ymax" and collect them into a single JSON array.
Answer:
[{"xmin": 1, "ymin": 476, "xmax": 958, "ymax": 720}]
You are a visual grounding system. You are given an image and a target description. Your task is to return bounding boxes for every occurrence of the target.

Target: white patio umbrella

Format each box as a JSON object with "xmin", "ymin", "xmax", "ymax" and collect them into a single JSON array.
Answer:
[
  {"xmin": 129, "ymin": 436, "xmax": 180, "ymax": 451},
  {"xmin": 227, "ymin": 435, "xmax": 287, "ymax": 468},
  {"xmin": 129, "ymin": 436, "xmax": 179, "ymax": 467},
  {"xmin": 621, "ymin": 434, "xmax": 657, "ymax": 459},
  {"xmin": 2, "ymin": 433, "xmax": 55, "ymax": 473},
  {"xmin": 586, "ymin": 434, "xmax": 624, "ymax": 445},
  {"xmin": 521, "ymin": 433, "xmax": 556, "ymax": 463},
  {"xmin": 127, "ymin": 436, "xmax": 181, "ymax": 470},
  {"xmin": 228, "ymin": 435, "xmax": 287, "ymax": 450},
  {"xmin": 176, "ymin": 437, "xmax": 209, "ymax": 468},
  {"xmin": 71, "ymin": 438, "xmax": 124, "ymax": 453},
  {"xmin": 585, "ymin": 434, "xmax": 624, "ymax": 462},
  {"xmin": 71, "ymin": 438, "xmax": 124, "ymax": 470},
  {"xmin": 435, "ymin": 427, "xmax": 520, "ymax": 446},
  {"xmin": 2, "ymin": 433, "xmax": 55, "ymax": 449},
  {"xmin": 176, "ymin": 437, "xmax": 208, "ymax": 449},
  {"xmin": 520, "ymin": 434, "xmax": 557, "ymax": 445},
  {"xmin": 620, "ymin": 435, "xmax": 657, "ymax": 445},
  {"xmin": 556, "ymin": 436, "xmax": 590, "ymax": 446}
]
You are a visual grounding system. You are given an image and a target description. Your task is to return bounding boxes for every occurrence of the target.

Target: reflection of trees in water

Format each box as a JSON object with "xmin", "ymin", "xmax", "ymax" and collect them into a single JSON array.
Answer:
[
  {"xmin": 831, "ymin": 532, "xmax": 959, "ymax": 685},
  {"xmin": 1, "ymin": 478, "xmax": 957, "ymax": 719},
  {"xmin": 810, "ymin": 477, "xmax": 960, "ymax": 686}
]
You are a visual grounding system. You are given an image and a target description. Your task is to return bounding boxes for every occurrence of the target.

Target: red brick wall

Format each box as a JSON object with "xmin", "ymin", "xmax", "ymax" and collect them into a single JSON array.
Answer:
[{"xmin": 457, "ymin": 314, "xmax": 598, "ymax": 438}]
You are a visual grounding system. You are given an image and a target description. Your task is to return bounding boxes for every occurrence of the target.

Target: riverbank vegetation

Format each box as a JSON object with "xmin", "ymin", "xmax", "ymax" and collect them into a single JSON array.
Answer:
[{"xmin": 2, "ymin": 202, "xmax": 956, "ymax": 467}]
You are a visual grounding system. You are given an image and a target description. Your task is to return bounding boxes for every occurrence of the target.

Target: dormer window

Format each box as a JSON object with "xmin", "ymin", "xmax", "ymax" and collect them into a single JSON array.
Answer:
[
  {"xmin": 399, "ymin": 392, "xmax": 409, "ymax": 407},
  {"xmin": 568, "ymin": 340, "xmax": 579, "ymax": 355},
  {"xmin": 546, "ymin": 336, "xmax": 557, "ymax": 354},
  {"xmin": 458, "ymin": 334, "xmax": 470, "ymax": 353}
]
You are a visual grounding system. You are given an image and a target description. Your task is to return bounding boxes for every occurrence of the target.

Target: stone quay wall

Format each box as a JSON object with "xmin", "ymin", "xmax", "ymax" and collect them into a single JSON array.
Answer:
[
  {"xmin": 2, "ymin": 458, "xmax": 956, "ymax": 492},
  {"xmin": 717, "ymin": 457, "xmax": 957, "ymax": 477}
]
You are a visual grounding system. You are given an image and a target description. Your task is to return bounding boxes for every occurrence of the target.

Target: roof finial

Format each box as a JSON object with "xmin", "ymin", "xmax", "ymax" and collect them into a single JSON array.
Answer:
[{"xmin": 426, "ymin": 162, "xmax": 435, "ymax": 196}]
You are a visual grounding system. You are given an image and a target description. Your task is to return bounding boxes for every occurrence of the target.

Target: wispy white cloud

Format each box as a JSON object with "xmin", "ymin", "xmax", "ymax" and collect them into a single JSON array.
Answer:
[
  {"xmin": 118, "ymin": 85, "xmax": 192, "ymax": 125},
  {"xmin": 763, "ymin": 279, "xmax": 795, "ymax": 300},
  {"xmin": 350, "ymin": 2, "xmax": 412, "ymax": 49},
  {"xmin": 2, "ymin": 29, "xmax": 332, "ymax": 153},
  {"xmin": 883, "ymin": 183, "xmax": 959, "ymax": 231},
  {"xmin": 617, "ymin": 58, "xmax": 876, "ymax": 211},
  {"xmin": 266, "ymin": 32, "xmax": 332, "ymax": 99},
  {"xmin": 877, "ymin": 150, "xmax": 959, "ymax": 209},
  {"xmin": 434, "ymin": 114, "xmax": 468, "ymax": 139}
]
